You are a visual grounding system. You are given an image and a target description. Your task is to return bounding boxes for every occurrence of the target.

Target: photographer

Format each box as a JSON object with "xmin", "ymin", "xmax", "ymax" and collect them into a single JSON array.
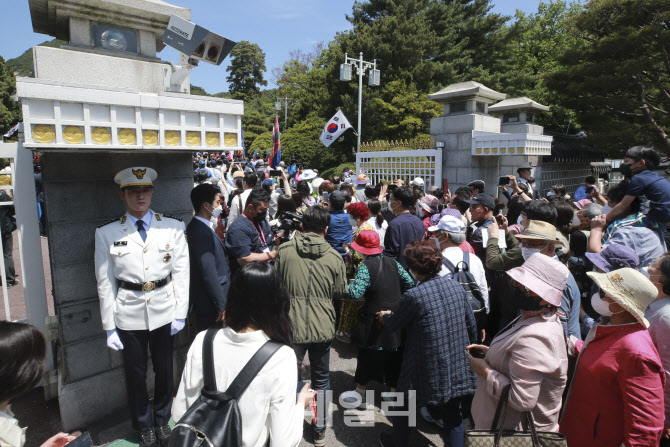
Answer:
[
  {"xmin": 575, "ymin": 176, "xmax": 597, "ymax": 202},
  {"xmin": 274, "ymin": 206, "xmax": 348, "ymax": 445}
]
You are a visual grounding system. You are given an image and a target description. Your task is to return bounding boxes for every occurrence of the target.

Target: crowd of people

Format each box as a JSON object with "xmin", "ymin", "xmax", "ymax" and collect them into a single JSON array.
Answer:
[{"xmin": 3, "ymin": 145, "xmax": 670, "ymax": 447}]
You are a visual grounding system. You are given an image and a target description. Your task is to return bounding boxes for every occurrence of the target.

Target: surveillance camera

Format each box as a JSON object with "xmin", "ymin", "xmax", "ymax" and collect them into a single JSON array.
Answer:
[{"xmin": 163, "ymin": 15, "xmax": 237, "ymax": 66}]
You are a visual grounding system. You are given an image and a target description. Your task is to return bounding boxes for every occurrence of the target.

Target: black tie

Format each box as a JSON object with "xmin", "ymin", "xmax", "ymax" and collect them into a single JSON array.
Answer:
[{"xmin": 136, "ymin": 220, "xmax": 147, "ymax": 242}]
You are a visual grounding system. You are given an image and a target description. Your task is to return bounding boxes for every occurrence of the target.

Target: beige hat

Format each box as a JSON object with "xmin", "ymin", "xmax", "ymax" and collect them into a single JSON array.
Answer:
[
  {"xmin": 587, "ymin": 268, "xmax": 658, "ymax": 327},
  {"xmin": 515, "ymin": 220, "xmax": 562, "ymax": 245},
  {"xmin": 114, "ymin": 167, "xmax": 157, "ymax": 189},
  {"xmin": 232, "ymin": 170, "xmax": 245, "ymax": 179}
]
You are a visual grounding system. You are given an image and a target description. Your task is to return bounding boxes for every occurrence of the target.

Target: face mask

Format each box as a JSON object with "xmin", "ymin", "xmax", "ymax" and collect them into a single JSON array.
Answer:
[
  {"xmin": 602, "ymin": 204, "xmax": 613, "ymax": 214},
  {"xmin": 210, "ymin": 205, "xmax": 223, "ymax": 219},
  {"xmin": 522, "ymin": 246, "xmax": 547, "ymax": 261},
  {"xmin": 431, "ymin": 234, "xmax": 443, "ymax": 250},
  {"xmin": 591, "ymin": 292, "xmax": 613, "ymax": 317},
  {"xmin": 349, "ymin": 217, "xmax": 358, "ymax": 226},
  {"xmin": 254, "ymin": 211, "xmax": 267, "ymax": 223},
  {"xmin": 619, "ymin": 163, "xmax": 634, "ymax": 178},
  {"xmin": 517, "ymin": 214, "xmax": 525, "ymax": 230},
  {"xmin": 571, "ymin": 213, "xmax": 581, "ymax": 227},
  {"xmin": 518, "ymin": 293, "xmax": 544, "ymax": 311},
  {"xmin": 546, "ymin": 191, "xmax": 556, "ymax": 197}
]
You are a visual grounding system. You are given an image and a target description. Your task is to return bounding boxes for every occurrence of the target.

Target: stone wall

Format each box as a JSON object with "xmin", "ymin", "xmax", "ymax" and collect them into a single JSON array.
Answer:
[{"xmin": 41, "ymin": 151, "xmax": 193, "ymax": 431}]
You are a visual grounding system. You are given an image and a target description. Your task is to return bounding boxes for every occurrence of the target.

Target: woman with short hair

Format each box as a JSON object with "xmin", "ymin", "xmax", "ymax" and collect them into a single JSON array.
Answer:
[
  {"xmin": 173, "ymin": 262, "xmax": 313, "ymax": 447},
  {"xmin": 377, "ymin": 241, "xmax": 477, "ymax": 447}
]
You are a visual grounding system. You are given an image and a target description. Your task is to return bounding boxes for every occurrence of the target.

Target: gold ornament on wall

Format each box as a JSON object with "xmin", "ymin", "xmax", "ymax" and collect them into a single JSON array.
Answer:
[
  {"xmin": 186, "ymin": 131, "xmax": 201, "ymax": 146},
  {"xmin": 118, "ymin": 129, "xmax": 136, "ymax": 145},
  {"xmin": 165, "ymin": 131, "xmax": 180, "ymax": 146},
  {"xmin": 63, "ymin": 126, "xmax": 84, "ymax": 144},
  {"xmin": 92, "ymin": 127, "xmax": 111, "ymax": 144},
  {"xmin": 224, "ymin": 133, "xmax": 237, "ymax": 147},
  {"xmin": 143, "ymin": 130, "xmax": 159, "ymax": 146},
  {"xmin": 206, "ymin": 132, "xmax": 220, "ymax": 147},
  {"xmin": 32, "ymin": 125, "xmax": 55, "ymax": 143}
]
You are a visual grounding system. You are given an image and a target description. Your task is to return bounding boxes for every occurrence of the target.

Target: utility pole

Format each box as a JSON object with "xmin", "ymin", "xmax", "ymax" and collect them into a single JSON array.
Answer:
[
  {"xmin": 275, "ymin": 97, "xmax": 293, "ymax": 132},
  {"xmin": 340, "ymin": 52, "xmax": 380, "ymax": 152}
]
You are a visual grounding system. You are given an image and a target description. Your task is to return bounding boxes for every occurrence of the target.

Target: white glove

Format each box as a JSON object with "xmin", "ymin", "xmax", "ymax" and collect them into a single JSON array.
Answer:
[
  {"xmin": 171, "ymin": 319, "xmax": 186, "ymax": 335},
  {"xmin": 106, "ymin": 329, "xmax": 124, "ymax": 351}
]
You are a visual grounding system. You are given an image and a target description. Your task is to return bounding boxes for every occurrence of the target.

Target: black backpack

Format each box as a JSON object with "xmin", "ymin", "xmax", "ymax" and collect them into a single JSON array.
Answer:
[
  {"xmin": 169, "ymin": 329, "xmax": 283, "ymax": 447},
  {"xmin": 442, "ymin": 251, "xmax": 486, "ymax": 317}
]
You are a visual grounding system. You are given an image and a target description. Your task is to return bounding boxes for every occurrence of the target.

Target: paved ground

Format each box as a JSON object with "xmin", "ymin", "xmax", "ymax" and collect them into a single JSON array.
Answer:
[{"xmin": 7, "ymin": 234, "xmax": 448, "ymax": 446}]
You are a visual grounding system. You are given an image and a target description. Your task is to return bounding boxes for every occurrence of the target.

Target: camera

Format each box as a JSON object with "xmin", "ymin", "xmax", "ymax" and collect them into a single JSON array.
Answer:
[
  {"xmin": 163, "ymin": 15, "xmax": 237, "ymax": 66},
  {"xmin": 498, "ymin": 176, "xmax": 510, "ymax": 186},
  {"xmin": 270, "ymin": 211, "xmax": 303, "ymax": 242}
]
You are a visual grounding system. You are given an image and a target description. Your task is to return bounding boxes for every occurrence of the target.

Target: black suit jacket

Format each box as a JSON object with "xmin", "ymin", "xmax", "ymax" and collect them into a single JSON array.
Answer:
[{"xmin": 186, "ymin": 218, "xmax": 230, "ymax": 330}]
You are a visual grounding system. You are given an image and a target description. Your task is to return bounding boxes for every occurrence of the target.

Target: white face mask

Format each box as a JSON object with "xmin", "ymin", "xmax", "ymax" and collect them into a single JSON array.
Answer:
[
  {"xmin": 431, "ymin": 234, "xmax": 442, "ymax": 250},
  {"xmin": 571, "ymin": 214, "xmax": 581, "ymax": 227},
  {"xmin": 602, "ymin": 204, "xmax": 613, "ymax": 214},
  {"xmin": 210, "ymin": 205, "xmax": 223, "ymax": 219},
  {"xmin": 522, "ymin": 246, "xmax": 546, "ymax": 261},
  {"xmin": 349, "ymin": 217, "xmax": 358, "ymax": 226},
  {"xmin": 591, "ymin": 292, "xmax": 615, "ymax": 317},
  {"xmin": 517, "ymin": 214, "xmax": 525, "ymax": 230},
  {"xmin": 546, "ymin": 191, "xmax": 556, "ymax": 197}
]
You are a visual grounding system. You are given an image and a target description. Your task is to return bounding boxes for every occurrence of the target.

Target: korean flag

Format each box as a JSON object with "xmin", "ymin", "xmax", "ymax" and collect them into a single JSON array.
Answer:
[{"xmin": 319, "ymin": 110, "xmax": 353, "ymax": 147}]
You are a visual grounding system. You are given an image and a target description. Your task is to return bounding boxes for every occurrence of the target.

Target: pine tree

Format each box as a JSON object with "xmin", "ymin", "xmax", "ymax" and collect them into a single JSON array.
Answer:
[{"xmin": 226, "ymin": 41, "xmax": 268, "ymax": 102}]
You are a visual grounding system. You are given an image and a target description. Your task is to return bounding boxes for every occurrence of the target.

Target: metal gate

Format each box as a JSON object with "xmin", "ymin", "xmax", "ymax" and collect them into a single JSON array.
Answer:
[
  {"xmin": 356, "ymin": 149, "xmax": 443, "ymax": 188},
  {"xmin": 0, "ymin": 137, "xmax": 52, "ymax": 369}
]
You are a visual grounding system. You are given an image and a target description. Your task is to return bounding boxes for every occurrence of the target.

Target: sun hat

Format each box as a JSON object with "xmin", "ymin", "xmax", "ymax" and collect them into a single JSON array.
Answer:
[
  {"xmin": 301, "ymin": 169, "xmax": 317, "ymax": 180},
  {"xmin": 587, "ymin": 268, "xmax": 658, "ymax": 327},
  {"xmin": 353, "ymin": 173, "xmax": 370, "ymax": 185},
  {"xmin": 428, "ymin": 215, "xmax": 465, "ymax": 233},
  {"xmin": 515, "ymin": 220, "xmax": 562, "ymax": 245},
  {"xmin": 351, "ymin": 229, "xmax": 383, "ymax": 255},
  {"xmin": 419, "ymin": 194, "xmax": 439, "ymax": 213},
  {"xmin": 586, "ymin": 244, "xmax": 640, "ymax": 273},
  {"xmin": 410, "ymin": 177, "xmax": 425, "ymax": 187},
  {"xmin": 464, "ymin": 193, "xmax": 495, "ymax": 211},
  {"xmin": 506, "ymin": 253, "xmax": 569, "ymax": 307},
  {"xmin": 393, "ymin": 179, "xmax": 405, "ymax": 186},
  {"xmin": 311, "ymin": 177, "xmax": 324, "ymax": 190},
  {"xmin": 573, "ymin": 198, "xmax": 592, "ymax": 210},
  {"xmin": 232, "ymin": 170, "xmax": 244, "ymax": 179}
]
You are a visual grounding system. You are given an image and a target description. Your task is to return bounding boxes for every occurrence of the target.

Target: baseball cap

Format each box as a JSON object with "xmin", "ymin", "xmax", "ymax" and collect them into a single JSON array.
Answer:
[
  {"xmin": 330, "ymin": 190, "xmax": 345, "ymax": 206},
  {"xmin": 465, "ymin": 193, "xmax": 495, "ymax": 210},
  {"xmin": 428, "ymin": 215, "xmax": 465, "ymax": 233},
  {"xmin": 468, "ymin": 180, "xmax": 486, "ymax": 191}
]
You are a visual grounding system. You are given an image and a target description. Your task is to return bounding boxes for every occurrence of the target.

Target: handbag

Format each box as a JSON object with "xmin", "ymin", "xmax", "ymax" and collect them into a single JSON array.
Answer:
[{"xmin": 465, "ymin": 385, "xmax": 567, "ymax": 447}]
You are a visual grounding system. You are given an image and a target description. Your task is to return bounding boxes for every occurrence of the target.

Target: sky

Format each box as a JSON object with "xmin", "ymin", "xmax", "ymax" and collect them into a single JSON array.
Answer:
[{"xmin": 0, "ymin": 0, "xmax": 543, "ymax": 94}]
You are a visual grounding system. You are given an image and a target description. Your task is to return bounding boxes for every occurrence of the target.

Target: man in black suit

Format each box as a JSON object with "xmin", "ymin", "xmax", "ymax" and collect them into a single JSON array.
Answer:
[{"xmin": 186, "ymin": 184, "xmax": 230, "ymax": 331}]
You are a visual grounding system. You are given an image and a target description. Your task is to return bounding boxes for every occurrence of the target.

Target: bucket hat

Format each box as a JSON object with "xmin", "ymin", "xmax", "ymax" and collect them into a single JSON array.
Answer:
[
  {"xmin": 586, "ymin": 244, "xmax": 639, "ymax": 273},
  {"xmin": 351, "ymin": 229, "xmax": 383, "ymax": 255},
  {"xmin": 587, "ymin": 268, "xmax": 658, "ymax": 327},
  {"xmin": 506, "ymin": 253, "xmax": 569, "ymax": 307},
  {"xmin": 353, "ymin": 173, "xmax": 370, "ymax": 185},
  {"xmin": 301, "ymin": 169, "xmax": 317, "ymax": 180}
]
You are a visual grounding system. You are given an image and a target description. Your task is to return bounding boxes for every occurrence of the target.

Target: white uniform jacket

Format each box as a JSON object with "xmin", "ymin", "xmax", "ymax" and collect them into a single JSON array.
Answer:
[{"xmin": 95, "ymin": 211, "xmax": 190, "ymax": 331}]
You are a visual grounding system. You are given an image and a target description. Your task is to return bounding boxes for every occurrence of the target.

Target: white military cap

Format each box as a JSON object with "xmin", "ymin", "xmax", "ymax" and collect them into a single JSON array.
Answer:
[{"xmin": 114, "ymin": 167, "xmax": 158, "ymax": 189}]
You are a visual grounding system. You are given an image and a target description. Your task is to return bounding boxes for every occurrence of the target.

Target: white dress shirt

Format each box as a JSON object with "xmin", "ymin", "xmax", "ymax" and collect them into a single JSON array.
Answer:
[
  {"xmin": 173, "ymin": 328, "xmax": 305, "ymax": 447},
  {"xmin": 194, "ymin": 216, "xmax": 217, "ymax": 233},
  {"xmin": 438, "ymin": 246, "xmax": 489, "ymax": 312}
]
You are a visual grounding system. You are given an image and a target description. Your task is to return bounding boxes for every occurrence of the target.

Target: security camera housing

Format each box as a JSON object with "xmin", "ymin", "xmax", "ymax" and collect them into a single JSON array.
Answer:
[{"xmin": 162, "ymin": 15, "xmax": 237, "ymax": 66}]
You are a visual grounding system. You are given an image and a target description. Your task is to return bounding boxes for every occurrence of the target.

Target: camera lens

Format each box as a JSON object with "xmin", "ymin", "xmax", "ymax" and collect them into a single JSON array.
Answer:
[{"xmin": 194, "ymin": 42, "xmax": 205, "ymax": 57}]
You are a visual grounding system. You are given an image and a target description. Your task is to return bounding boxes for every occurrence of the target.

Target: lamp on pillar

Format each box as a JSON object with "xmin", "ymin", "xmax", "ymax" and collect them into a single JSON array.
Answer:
[{"xmin": 340, "ymin": 52, "xmax": 381, "ymax": 151}]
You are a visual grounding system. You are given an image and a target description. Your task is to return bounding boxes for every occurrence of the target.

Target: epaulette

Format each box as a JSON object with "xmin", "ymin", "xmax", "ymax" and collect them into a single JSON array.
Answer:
[
  {"xmin": 97, "ymin": 217, "xmax": 121, "ymax": 228},
  {"xmin": 161, "ymin": 214, "xmax": 183, "ymax": 222}
]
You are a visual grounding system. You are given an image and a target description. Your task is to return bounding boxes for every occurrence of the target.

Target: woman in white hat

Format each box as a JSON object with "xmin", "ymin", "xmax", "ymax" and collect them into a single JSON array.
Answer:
[
  {"xmin": 560, "ymin": 268, "xmax": 664, "ymax": 446},
  {"xmin": 467, "ymin": 253, "xmax": 569, "ymax": 433}
]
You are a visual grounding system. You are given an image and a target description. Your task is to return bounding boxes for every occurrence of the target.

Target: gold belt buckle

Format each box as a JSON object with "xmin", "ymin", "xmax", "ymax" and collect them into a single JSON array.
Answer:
[{"xmin": 142, "ymin": 281, "xmax": 156, "ymax": 292}]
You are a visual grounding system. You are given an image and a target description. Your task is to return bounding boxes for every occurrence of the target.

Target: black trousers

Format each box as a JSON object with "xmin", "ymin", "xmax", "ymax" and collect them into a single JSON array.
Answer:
[
  {"xmin": 117, "ymin": 323, "xmax": 174, "ymax": 431},
  {"xmin": 3, "ymin": 232, "xmax": 15, "ymax": 282}
]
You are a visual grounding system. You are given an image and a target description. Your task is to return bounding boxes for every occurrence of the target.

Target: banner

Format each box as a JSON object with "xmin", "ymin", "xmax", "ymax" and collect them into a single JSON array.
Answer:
[{"xmin": 319, "ymin": 110, "xmax": 352, "ymax": 147}]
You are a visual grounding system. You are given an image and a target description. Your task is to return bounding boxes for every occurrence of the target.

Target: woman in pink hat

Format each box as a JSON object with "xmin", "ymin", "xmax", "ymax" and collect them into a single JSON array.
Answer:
[
  {"xmin": 467, "ymin": 253, "xmax": 569, "ymax": 433},
  {"xmin": 340, "ymin": 230, "xmax": 414, "ymax": 409}
]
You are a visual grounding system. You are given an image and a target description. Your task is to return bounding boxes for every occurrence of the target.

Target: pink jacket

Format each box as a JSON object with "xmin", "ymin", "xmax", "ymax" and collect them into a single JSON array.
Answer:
[
  {"xmin": 471, "ymin": 314, "xmax": 568, "ymax": 432},
  {"xmin": 560, "ymin": 322, "xmax": 664, "ymax": 447}
]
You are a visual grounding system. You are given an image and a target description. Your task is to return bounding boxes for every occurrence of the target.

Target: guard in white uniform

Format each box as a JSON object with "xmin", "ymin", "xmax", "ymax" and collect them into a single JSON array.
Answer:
[{"xmin": 94, "ymin": 167, "xmax": 189, "ymax": 447}]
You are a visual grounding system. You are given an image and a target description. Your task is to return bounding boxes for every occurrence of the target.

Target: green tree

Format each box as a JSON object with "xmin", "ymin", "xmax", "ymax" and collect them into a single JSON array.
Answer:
[
  {"xmin": 249, "ymin": 131, "xmax": 273, "ymax": 154},
  {"xmin": 226, "ymin": 41, "xmax": 268, "ymax": 102},
  {"xmin": 546, "ymin": 0, "xmax": 670, "ymax": 153},
  {"xmin": 281, "ymin": 115, "xmax": 351, "ymax": 168},
  {"xmin": 0, "ymin": 56, "xmax": 21, "ymax": 134}
]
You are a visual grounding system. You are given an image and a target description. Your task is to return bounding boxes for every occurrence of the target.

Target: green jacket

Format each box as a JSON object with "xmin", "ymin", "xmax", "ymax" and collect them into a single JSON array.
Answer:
[{"xmin": 274, "ymin": 232, "xmax": 348, "ymax": 344}]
